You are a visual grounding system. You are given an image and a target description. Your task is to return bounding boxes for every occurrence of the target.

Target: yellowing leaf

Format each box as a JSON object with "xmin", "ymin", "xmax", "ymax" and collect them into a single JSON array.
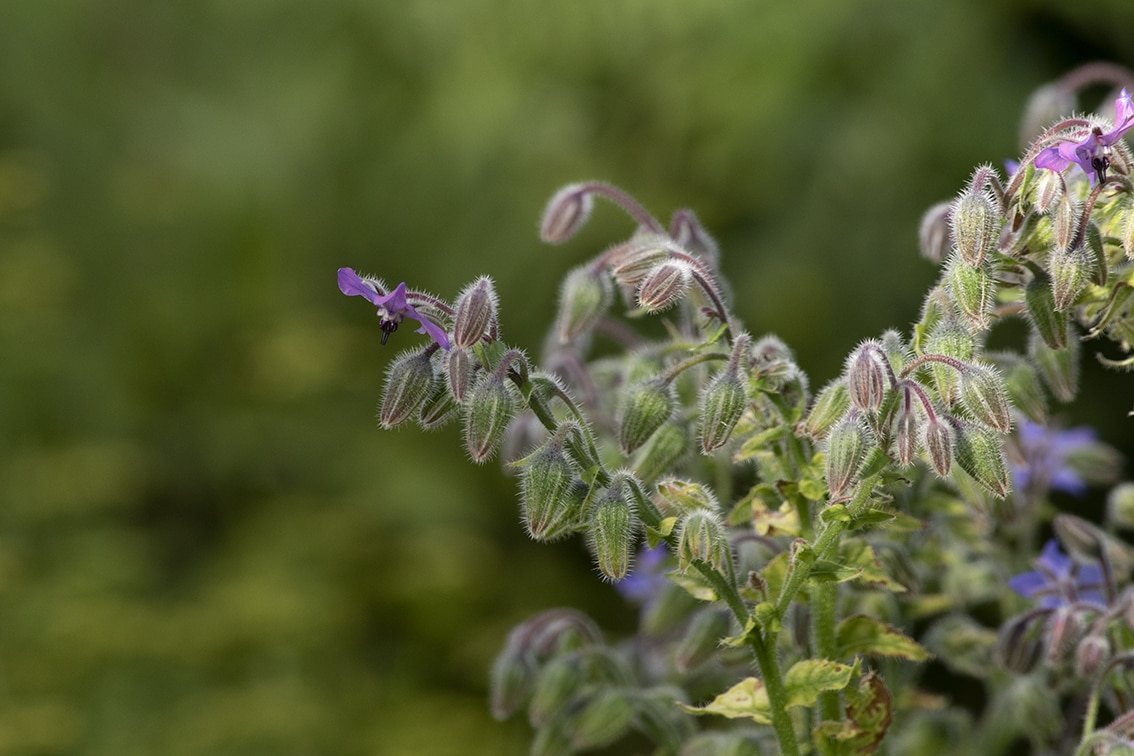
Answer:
[
  {"xmin": 783, "ymin": 658, "xmax": 857, "ymax": 709},
  {"xmin": 835, "ymin": 615, "xmax": 931, "ymax": 662},
  {"xmin": 678, "ymin": 677, "xmax": 772, "ymax": 724}
]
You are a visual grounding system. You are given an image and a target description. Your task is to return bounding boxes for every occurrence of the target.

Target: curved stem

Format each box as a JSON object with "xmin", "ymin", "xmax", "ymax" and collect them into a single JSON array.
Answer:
[{"xmin": 578, "ymin": 181, "xmax": 667, "ymax": 234}]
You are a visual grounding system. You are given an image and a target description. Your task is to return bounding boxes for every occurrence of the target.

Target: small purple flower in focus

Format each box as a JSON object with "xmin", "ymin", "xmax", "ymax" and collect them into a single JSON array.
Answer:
[
  {"xmin": 1035, "ymin": 88, "xmax": 1134, "ymax": 185},
  {"xmin": 1008, "ymin": 539, "xmax": 1106, "ymax": 609},
  {"xmin": 338, "ymin": 268, "xmax": 450, "ymax": 350},
  {"xmin": 1010, "ymin": 421, "xmax": 1096, "ymax": 498},
  {"xmin": 614, "ymin": 544, "xmax": 669, "ymax": 605}
]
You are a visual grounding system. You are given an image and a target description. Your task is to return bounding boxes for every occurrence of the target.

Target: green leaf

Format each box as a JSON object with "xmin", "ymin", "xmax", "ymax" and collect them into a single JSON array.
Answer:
[
  {"xmin": 835, "ymin": 615, "xmax": 931, "ymax": 661},
  {"xmin": 759, "ymin": 551, "xmax": 789, "ymax": 604},
  {"xmin": 807, "ymin": 559, "xmax": 863, "ymax": 585},
  {"xmin": 820, "ymin": 504, "xmax": 852, "ymax": 523},
  {"xmin": 646, "ymin": 516, "xmax": 677, "ymax": 547},
  {"xmin": 733, "ymin": 425, "xmax": 789, "ymax": 462},
  {"xmin": 665, "ymin": 568, "xmax": 718, "ymax": 602},
  {"xmin": 840, "ymin": 539, "xmax": 907, "ymax": 592},
  {"xmin": 721, "ymin": 615, "xmax": 760, "ymax": 648},
  {"xmin": 678, "ymin": 677, "xmax": 772, "ymax": 724},
  {"xmin": 783, "ymin": 658, "xmax": 857, "ymax": 709}
]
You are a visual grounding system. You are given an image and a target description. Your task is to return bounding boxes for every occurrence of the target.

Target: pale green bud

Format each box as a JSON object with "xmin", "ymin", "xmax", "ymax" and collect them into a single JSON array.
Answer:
[
  {"xmin": 918, "ymin": 201, "xmax": 952, "ymax": 264},
  {"xmin": 636, "ymin": 260, "xmax": 692, "ymax": 313},
  {"xmin": 1025, "ymin": 265, "xmax": 1068, "ymax": 350},
  {"xmin": 379, "ymin": 349, "xmax": 437, "ymax": 429},
  {"xmin": 632, "ymin": 422, "xmax": 688, "ymax": 482},
  {"xmin": 540, "ymin": 183, "xmax": 593, "ymax": 244},
  {"xmin": 445, "ymin": 346, "xmax": 473, "ymax": 402},
  {"xmin": 677, "ymin": 510, "xmax": 729, "ymax": 572},
  {"xmin": 950, "ymin": 419, "xmax": 1010, "ymax": 498},
  {"xmin": 824, "ymin": 415, "xmax": 868, "ymax": 498},
  {"xmin": 568, "ymin": 689, "xmax": 635, "ymax": 750},
  {"xmin": 925, "ymin": 321, "xmax": 975, "ymax": 406},
  {"xmin": 960, "ymin": 362, "xmax": 1013, "ymax": 433},
  {"xmin": 556, "ymin": 265, "xmax": 612, "ymax": 344},
  {"xmin": 1107, "ymin": 483, "xmax": 1134, "ymax": 530},
  {"xmin": 803, "ymin": 379, "xmax": 850, "ymax": 439},
  {"xmin": 452, "ymin": 276, "xmax": 498, "ymax": 349},
  {"xmin": 1122, "ymin": 198, "xmax": 1134, "ymax": 259},
  {"xmin": 951, "ymin": 188, "xmax": 998, "ymax": 266},
  {"xmin": 989, "ymin": 352, "xmax": 1047, "ymax": 424},
  {"xmin": 894, "ymin": 385, "xmax": 920, "ymax": 467},
  {"xmin": 1051, "ymin": 193, "xmax": 1078, "ymax": 253},
  {"xmin": 1048, "ymin": 245, "xmax": 1089, "ymax": 311},
  {"xmin": 618, "ymin": 378, "xmax": 676, "ymax": 454},
  {"xmin": 1044, "ymin": 605, "xmax": 1083, "ymax": 665},
  {"xmin": 528, "ymin": 656, "xmax": 582, "ymax": 727},
  {"xmin": 1029, "ymin": 328, "xmax": 1079, "ymax": 403},
  {"xmin": 675, "ymin": 608, "xmax": 731, "ymax": 672},
  {"xmin": 417, "ymin": 378, "xmax": 457, "ymax": 430},
  {"xmin": 520, "ymin": 438, "xmax": 584, "ymax": 541},
  {"xmin": 463, "ymin": 375, "xmax": 517, "ymax": 463},
  {"xmin": 996, "ymin": 612, "xmax": 1041, "ymax": 674},
  {"xmin": 698, "ymin": 368, "xmax": 747, "ymax": 453},
  {"xmin": 490, "ymin": 643, "xmax": 534, "ymax": 720},
  {"xmin": 632, "ymin": 687, "xmax": 696, "ymax": 753},
  {"xmin": 924, "ymin": 418, "xmax": 954, "ymax": 477},
  {"xmin": 946, "ymin": 254, "xmax": 994, "ymax": 332},
  {"xmin": 587, "ymin": 487, "xmax": 637, "ymax": 581},
  {"xmin": 1033, "ymin": 168, "xmax": 1065, "ymax": 214}
]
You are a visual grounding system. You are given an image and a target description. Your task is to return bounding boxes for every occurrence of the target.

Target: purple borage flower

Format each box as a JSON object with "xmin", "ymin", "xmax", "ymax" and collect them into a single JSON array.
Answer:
[
  {"xmin": 614, "ymin": 544, "xmax": 669, "ymax": 605},
  {"xmin": 338, "ymin": 268, "xmax": 450, "ymax": 351},
  {"xmin": 1010, "ymin": 421, "xmax": 1095, "ymax": 498},
  {"xmin": 1008, "ymin": 539, "xmax": 1106, "ymax": 609},
  {"xmin": 1035, "ymin": 88, "xmax": 1134, "ymax": 185}
]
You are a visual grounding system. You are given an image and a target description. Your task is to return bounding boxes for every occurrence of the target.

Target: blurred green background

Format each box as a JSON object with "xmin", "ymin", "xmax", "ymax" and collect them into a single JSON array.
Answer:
[{"xmin": 2, "ymin": 1, "xmax": 1132, "ymax": 754}]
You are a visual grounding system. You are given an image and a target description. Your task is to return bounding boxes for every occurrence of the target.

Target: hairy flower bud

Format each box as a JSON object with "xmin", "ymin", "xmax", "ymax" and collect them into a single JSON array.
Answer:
[
  {"xmin": 698, "ymin": 367, "xmax": 748, "ymax": 453},
  {"xmin": 632, "ymin": 422, "xmax": 689, "ymax": 482},
  {"xmin": 490, "ymin": 643, "xmax": 535, "ymax": 721},
  {"xmin": 1051, "ymin": 193, "xmax": 1078, "ymax": 254},
  {"xmin": 677, "ymin": 510, "xmax": 729, "ymax": 572},
  {"xmin": 618, "ymin": 378, "xmax": 676, "ymax": 454},
  {"xmin": 418, "ymin": 378, "xmax": 457, "ymax": 429},
  {"xmin": 610, "ymin": 234, "xmax": 673, "ymax": 285},
  {"xmin": 803, "ymin": 379, "xmax": 850, "ymax": 439},
  {"xmin": 521, "ymin": 438, "xmax": 584, "ymax": 541},
  {"xmin": 587, "ymin": 486, "xmax": 637, "ymax": 581},
  {"xmin": 446, "ymin": 346, "xmax": 473, "ymax": 402},
  {"xmin": 1025, "ymin": 266, "xmax": 1068, "ymax": 350},
  {"xmin": 1122, "ymin": 199, "xmax": 1134, "ymax": 260},
  {"xmin": 1029, "ymin": 329, "xmax": 1079, "ymax": 403},
  {"xmin": 528, "ymin": 656, "xmax": 582, "ymax": 727},
  {"xmin": 924, "ymin": 417, "xmax": 954, "ymax": 476},
  {"xmin": 636, "ymin": 260, "xmax": 692, "ymax": 312},
  {"xmin": 950, "ymin": 419, "xmax": 1010, "ymax": 498},
  {"xmin": 824, "ymin": 416, "xmax": 868, "ymax": 498},
  {"xmin": 946, "ymin": 254, "xmax": 994, "ymax": 332},
  {"xmin": 996, "ymin": 611, "xmax": 1042, "ymax": 674},
  {"xmin": 894, "ymin": 384, "xmax": 921, "ymax": 466},
  {"xmin": 556, "ymin": 265, "xmax": 612, "ymax": 344},
  {"xmin": 379, "ymin": 349, "xmax": 437, "ymax": 428},
  {"xmin": 918, "ymin": 201, "xmax": 952, "ymax": 264},
  {"xmin": 464, "ymin": 374, "xmax": 517, "ymax": 463},
  {"xmin": 540, "ymin": 183, "xmax": 593, "ymax": 244},
  {"xmin": 924, "ymin": 322, "xmax": 975, "ymax": 407},
  {"xmin": 1033, "ymin": 169, "xmax": 1065, "ymax": 214},
  {"xmin": 951, "ymin": 188, "xmax": 998, "ymax": 266},
  {"xmin": 1075, "ymin": 632, "xmax": 1110, "ymax": 679},
  {"xmin": 452, "ymin": 276, "xmax": 498, "ymax": 348},
  {"xmin": 1044, "ymin": 605, "xmax": 1083, "ymax": 665},
  {"xmin": 1107, "ymin": 483, "xmax": 1134, "ymax": 530},
  {"xmin": 994, "ymin": 354, "xmax": 1047, "ymax": 424},
  {"xmin": 960, "ymin": 363, "xmax": 1013, "ymax": 433},
  {"xmin": 846, "ymin": 341, "xmax": 889, "ymax": 412},
  {"xmin": 1048, "ymin": 245, "xmax": 1089, "ymax": 311},
  {"xmin": 675, "ymin": 608, "xmax": 731, "ymax": 672},
  {"xmin": 568, "ymin": 689, "xmax": 635, "ymax": 750}
]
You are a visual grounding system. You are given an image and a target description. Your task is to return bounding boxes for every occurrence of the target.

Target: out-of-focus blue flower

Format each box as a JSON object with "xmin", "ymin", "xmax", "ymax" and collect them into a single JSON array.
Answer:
[
  {"xmin": 614, "ymin": 544, "xmax": 669, "ymax": 604},
  {"xmin": 338, "ymin": 268, "xmax": 450, "ymax": 350},
  {"xmin": 1008, "ymin": 539, "xmax": 1106, "ymax": 609},
  {"xmin": 1035, "ymin": 88, "xmax": 1134, "ymax": 185},
  {"xmin": 1010, "ymin": 421, "xmax": 1096, "ymax": 498}
]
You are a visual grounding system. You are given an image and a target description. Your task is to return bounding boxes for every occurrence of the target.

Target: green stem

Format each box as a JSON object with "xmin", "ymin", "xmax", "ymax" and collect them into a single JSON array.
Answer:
[{"xmin": 812, "ymin": 581, "xmax": 840, "ymax": 723}]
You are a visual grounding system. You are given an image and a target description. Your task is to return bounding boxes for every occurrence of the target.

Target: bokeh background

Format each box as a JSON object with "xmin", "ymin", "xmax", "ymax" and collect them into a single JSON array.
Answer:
[{"xmin": 2, "ymin": 1, "xmax": 1133, "ymax": 754}]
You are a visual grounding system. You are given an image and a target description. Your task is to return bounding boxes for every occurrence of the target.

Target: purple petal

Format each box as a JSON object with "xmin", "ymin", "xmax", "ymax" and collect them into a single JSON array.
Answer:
[
  {"xmin": 1049, "ymin": 426, "xmax": 1096, "ymax": 453},
  {"xmin": 1008, "ymin": 570, "xmax": 1047, "ymax": 598},
  {"xmin": 1112, "ymin": 89, "xmax": 1134, "ymax": 134},
  {"xmin": 381, "ymin": 282, "xmax": 410, "ymax": 314},
  {"xmin": 409, "ymin": 307, "xmax": 451, "ymax": 351},
  {"xmin": 338, "ymin": 268, "xmax": 382, "ymax": 305},
  {"xmin": 1035, "ymin": 539, "xmax": 1071, "ymax": 577},
  {"xmin": 1034, "ymin": 146, "xmax": 1071, "ymax": 172}
]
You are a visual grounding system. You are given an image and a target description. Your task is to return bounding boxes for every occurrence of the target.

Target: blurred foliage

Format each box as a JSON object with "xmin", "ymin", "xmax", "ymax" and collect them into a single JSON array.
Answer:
[{"xmin": 0, "ymin": 1, "xmax": 1132, "ymax": 754}]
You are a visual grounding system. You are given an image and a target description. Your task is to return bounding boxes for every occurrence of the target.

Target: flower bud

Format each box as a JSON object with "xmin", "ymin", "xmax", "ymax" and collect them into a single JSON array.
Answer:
[
  {"xmin": 568, "ymin": 689, "xmax": 635, "ymax": 750},
  {"xmin": 824, "ymin": 416, "xmax": 868, "ymax": 498},
  {"xmin": 521, "ymin": 437, "xmax": 585, "ymax": 541},
  {"xmin": 677, "ymin": 510, "xmax": 729, "ymax": 572},
  {"xmin": 951, "ymin": 188, "xmax": 998, "ymax": 266},
  {"xmin": 379, "ymin": 349, "xmax": 437, "ymax": 428},
  {"xmin": 959, "ymin": 363, "xmax": 1012, "ymax": 433},
  {"xmin": 1051, "ymin": 193, "xmax": 1078, "ymax": 254},
  {"xmin": 1107, "ymin": 483, "xmax": 1134, "ymax": 531},
  {"xmin": 996, "ymin": 611, "xmax": 1043, "ymax": 674},
  {"xmin": 446, "ymin": 346, "xmax": 473, "ymax": 402},
  {"xmin": 950, "ymin": 419, "xmax": 1010, "ymax": 498},
  {"xmin": 1048, "ymin": 245, "xmax": 1089, "ymax": 311},
  {"xmin": 918, "ymin": 201, "xmax": 952, "ymax": 264},
  {"xmin": 675, "ymin": 608, "xmax": 731, "ymax": 672},
  {"xmin": 993, "ymin": 353, "xmax": 1047, "ymax": 424},
  {"xmin": 540, "ymin": 183, "xmax": 593, "ymax": 244},
  {"xmin": 1045, "ymin": 605, "xmax": 1083, "ymax": 665},
  {"xmin": 417, "ymin": 378, "xmax": 457, "ymax": 429},
  {"xmin": 1019, "ymin": 82, "xmax": 1076, "ymax": 147},
  {"xmin": 452, "ymin": 276, "xmax": 498, "ymax": 348},
  {"xmin": 670, "ymin": 208, "xmax": 720, "ymax": 267},
  {"xmin": 1121, "ymin": 199, "xmax": 1134, "ymax": 259},
  {"xmin": 528, "ymin": 656, "xmax": 582, "ymax": 727},
  {"xmin": 846, "ymin": 341, "xmax": 889, "ymax": 412},
  {"xmin": 803, "ymin": 379, "xmax": 850, "ymax": 439},
  {"xmin": 923, "ymin": 417, "xmax": 954, "ymax": 476},
  {"xmin": 632, "ymin": 422, "xmax": 688, "ymax": 482},
  {"xmin": 1025, "ymin": 266, "xmax": 1068, "ymax": 350},
  {"xmin": 636, "ymin": 260, "xmax": 692, "ymax": 313},
  {"xmin": 1029, "ymin": 328, "xmax": 1079, "ymax": 403},
  {"xmin": 1075, "ymin": 632, "xmax": 1110, "ymax": 679},
  {"xmin": 1033, "ymin": 168, "xmax": 1065, "ymax": 214},
  {"xmin": 946, "ymin": 254, "xmax": 994, "ymax": 332},
  {"xmin": 464, "ymin": 375, "xmax": 517, "ymax": 463},
  {"xmin": 894, "ymin": 384, "xmax": 921, "ymax": 467},
  {"xmin": 618, "ymin": 378, "xmax": 676, "ymax": 454},
  {"xmin": 587, "ymin": 486, "xmax": 637, "ymax": 581},
  {"xmin": 698, "ymin": 368, "xmax": 748, "ymax": 453},
  {"xmin": 610, "ymin": 234, "xmax": 673, "ymax": 285},
  {"xmin": 490, "ymin": 644, "xmax": 535, "ymax": 720},
  {"xmin": 556, "ymin": 265, "xmax": 612, "ymax": 344},
  {"xmin": 924, "ymin": 322, "xmax": 974, "ymax": 407}
]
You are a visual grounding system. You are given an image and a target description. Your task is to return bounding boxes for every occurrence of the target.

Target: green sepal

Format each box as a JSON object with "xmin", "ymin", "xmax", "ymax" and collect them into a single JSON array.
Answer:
[
  {"xmin": 835, "ymin": 615, "xmax": 931, "ymax": 661},
  {"xmin": 733, "ymin": 425, "xmax": 790, "ymax": 462},
  {"xmin": 665, "ymin": 567, "xmax": 718, "ymax": 602},
  {"xmin": 646, "ymin": 516, "xmax": 677, "ymax": 547}
]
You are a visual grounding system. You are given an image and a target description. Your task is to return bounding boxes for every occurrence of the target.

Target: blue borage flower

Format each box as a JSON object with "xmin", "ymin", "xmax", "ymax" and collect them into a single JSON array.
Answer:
[
  {"xmin": 614, "ymin": 544, "xmax": 669, "ymax": 604},
  {"xmin": 1035, "ymin": 88, "xmax": 1134, "ymax": 185},
  {"xmin": 1008, "ymin": 539, "xmax": 1106, "ymax": 609},
  {"xmin": 338, "ymin": 267, "xmax": 450, "ymax": 350},
  {"xmin": 1010, "ymin": 420, "xmax": 1096, "ymax": 498}
]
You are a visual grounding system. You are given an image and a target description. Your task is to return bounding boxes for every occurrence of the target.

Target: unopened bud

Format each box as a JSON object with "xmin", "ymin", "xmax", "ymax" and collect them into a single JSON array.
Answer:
[
  {"xmin": 636, "ymin": 260, "xmax": 692, "ymax": 313},
  {"xmin": 952, "ymin": 188, "xmax": 998, "ymax": 266},
  {"xmin": 846, "ymin": 341, "xmax": 889, "ymax": 411},
  {"xmin": 1122, "ymin": 200, "xmax": 1134, "ymax": 259},
  {"xmin": 677, "ymin": 510, "xmax": 729, "ymax": 572},
  {"xmin": 618, "ymin": 378, "xmax": 676, "ymax": 454},
  {"xmin": 656, "ymin": 478, "xmax": 719, "ymax": 514},
  {"xmin": 568, "ymin": 689, "xmax": 635, "ymax": 750},
  {"xmin": 464, "ymin": 375, "xmax": 517, "ymax": 463},
  {"xmin": 925, "ymin": 322, "xmax": 975, "ymax": 406},
  {"xmin": 632, "ymin": 422, "xmax": 688, "ymax": 482},
  {"xmin": 950, "ymin": 419, "xmax": 1010, "ymax": 498},
  {"xmin": 521, "ymin": 437, "xmax": 584, "ymax": 541},
  {"xmin": 446, "ymin": 346, "xmax": 473, "ymax": 402},
  {"xmin": 528, "ymin": 656, "xmax": 582, "ymax": 727},
  {"xmin": 824, "ymin": 416, "xmax": 868, "ymax": 498},
  {"xmin": 1019, "ymin": 82, "xmax": 1076, "ymax": 147},
  {"xmin": 698, "ymin": 368, "xmax": 748, "ymax": 453},
  {"xmin": 418, "ymin": 378, "xmax": 457, "ymax": 429},
  {"xmin": 1045, "ymin": 605, "xmax": 1083, "ymax": 665},
  {"xmin": 946, "ymin": 254, "xmax": 994, "ymax": 332},
  {"xmin": 1029, "ymin": 328, "xmax": 1079, "ymax": 403},
  {"xmin": 1051, "ymin": 193, "xmax": 1078, "ymax": 253},
  {"xmin": 1107, "ymin": 483, "xmax": 1134, "ymax": 530},
  {"xmin": 996, "ymin": 611, "xmax": 1043, "ymax": 674},
  {"xmin": 490, "ymin": 644, "xmax": 535, "ymax": 720},
  {"xmin": 452, "ymin": 276, "xmax": 498, "ymax": 348},
  {"xmin": 1025, "ymin": 266, "xmax": 1068, "ymax": 349},
  {"xmin": 556, "ymin": 265, "xmax": 612, "ymax": 344},
  {"xmin": 803, "ymin": 379, "xmax": 850, "ymax": 439},
  {"xmin": 675, "ymin": 608, "xmax": 731, "ymax": 672},
  {"xmin": 894, "ymin": 385, "xmax": 920, "ymax": 466},
  {"xmin": 960, "ymin": 363, "xmax": 1013, "ymax": 433},
  {"xmin": 540, "ymin": 183, "xmax": 593, "ymax": 244},
  {"xmin": 924, "ymin": 418, "xmax": 954, "ymax": 476},
  {"xmin": 1048, "ymin": 245, "xmax": 1089, "ymax": 311},
  {"xmin": 379, "ymin": 349, "xmax": 437, "ymax": 428},
  {"xmin": 918, "ymin": 201, "xmax": 952, "ymax": 264},
  {"xmin": 1075, "ymin": 632, "xmax": 1110, "ymax": 679},
  {"xmin": 670, "ymin": 208, "xmax": 720, "ymax": 267},
  {"xmin": 994, "ymin": 353, "xmax": 1048, "ymax": 424},
  {"xmin": 587, "ymin": 486, "xmax": 637, "ymax": 581},
  {"xmin": 1034, "ymin": 169, "xmax": 1065, "ymax": 214},
  {"xmin": 610, "ymin": 234, "xmax": 673, "ymax": 285}
]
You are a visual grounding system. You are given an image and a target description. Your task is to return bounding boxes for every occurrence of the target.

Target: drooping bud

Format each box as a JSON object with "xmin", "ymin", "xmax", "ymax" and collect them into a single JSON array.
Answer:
[
  {"xmin": 1075, "ymin": 632, "xmax": 1110, "ymax": 679},
  {"xmin": 418, "ymin": 378, "xmax": 458, "ymax": 429},
  {"xmin": 996, "ymin": 611, "xmax": 1043, "ymax": 674},
  {"xmin": 675, "ymin": 608, "xmax": 731, "ymax": 672},
  {"xmin": 1048, "ymin": 245, "xmax": 1089, "ymax": 311},
  {"xmin": 1044, "ymin": 605, "xmax": 1083, "ymax": 665},
  {"xmin": 656, "ymin": 478, "xmax": 719, "ymax": 514},
  {"xmin": 951, "ymin": 187, "xmax": 998, "ymax": 266},
  {"xmin": 1051, "ymin": 193, "xmax": 1078, "ymax": 253},
  {"xmin": 1025, "ymin": 265, "xmax": 1068, "ymax": 350},
  {"xmin": 846, "ymin": 341, "xmax": 889, "ymax": 412},
  {"xmin": 924, "ymin": 321, "xmax": 975, "ymax": 407},
  {"xmin": 803, "ymin": 379, "xmax": 850, "ymax": 439},
  {"xmin": 950, "ymin": 419, "xmax": 1010, "ymax": 498},
  {"xmin": 698, "ymin": 361, "xmax": 748, "ymax": 453},
  {"xmin": 923, "ymin": 417, "xmax": 953, "ymax": 476},
  {"xmin": 1033, "ymin": 169, "xmax": 1065, "ymax": 214},
  {"xmin": 636, "ymin": 260, "xmax": 692, "ymax": 313},
  {"xmin": 618, "ymin": 378, "xmax": 676, "ymax": 454},
  {"xmin": 1029, "ymin": 328, "xmax": 1079, "ymax": 403},
  {"xmin": 528, "ymin": 656, "xmax": 582, "ymax": 727},
  {"xmin": 490, "ymin": 639, "xmax": 535, "ymax": 720},
  {"xmin": 959, "ymin": 362, "xmax": 1013, "ymax": 433},
  {"xmin": 586, "ymin": 485, "xmax": 637, "ymax": 581},
  {"xmin": 824, "ymin": 415, "xmax": 868, "ymax": 498},
  {"xmin": 556, "ymin": 265, "xmax": 612, "ymax": 344},
  {"xmin": 677, "ymin": 510, "xmax": 729, "ymax": 572},
  {"xmin": 379, "ymin": 349, "xmax": 437, "ymax": 428},
  {"xmin": 568, "ymin": 689, "xmax": 635, "ymax": 751},
  {"xmin": 670, "ymin": 208, "xmax": 720, "ymax": 268},
  {"xmin": 946, "ymin": 254, "xmax": 995, "ymax": 332},
  {"xmin": 918, "ymin": 201, "xmax": 952, "ymax": 264},
  {"xmin": 464, "ymin": 374, "xmax": 517, "ymax": 463},
  {"xmin": 632, "ymin": 422, "xmax": 688, "ymax": 482},
  {"xmin": 893, "ymin": 384, "xmax": 921, "ymax": 467},
  {"xmin": 520, "ymin": 434, "xmax": 585, "ymax": 541},
  {"xmin": 991, "ymin": 352, "xmax": 1047, "ymax": 424},
  {"xmin": 452, "ymin": 276, "xmax": 498, "ymax": 348},
  {"xmin": 610, "ymin": 234, "xmax": 673, "ymax": 285},
  {"xmin": 446, "ymin": 346, "xmax": 473, "ymax": 402},
  {"xmin": 540, "ymin": 183, "xmax": 593, "ymax": 244}
]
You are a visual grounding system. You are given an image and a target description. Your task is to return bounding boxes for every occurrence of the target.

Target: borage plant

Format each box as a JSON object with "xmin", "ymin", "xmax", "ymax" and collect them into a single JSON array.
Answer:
[{"xmin": 340, "ymin": 64, "xmax": 1134, "ymax": 755}]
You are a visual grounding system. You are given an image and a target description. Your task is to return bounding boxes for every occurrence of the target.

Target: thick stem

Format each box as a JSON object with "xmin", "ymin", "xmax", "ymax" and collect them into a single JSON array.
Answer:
[{"xmin": 812, "ymin": 581, "xmax": 841, "ymax": 723}]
